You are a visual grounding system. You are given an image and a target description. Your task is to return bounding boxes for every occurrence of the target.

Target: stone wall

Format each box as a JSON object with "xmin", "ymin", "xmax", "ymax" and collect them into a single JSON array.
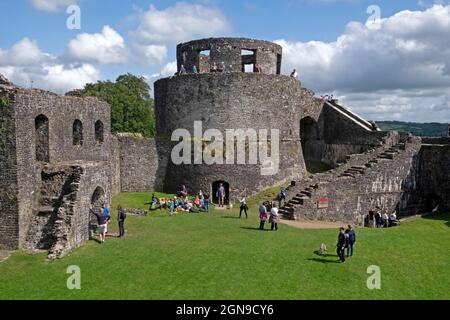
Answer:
[
  {"xmin": 416, "ymin": 144, "xmax": 450, "ymax": 211},
  {"xmin": 0, "ymin": 88, "xmax": 19, "ymax": 250},
  {"xmin": 116, "ymin": 135, "xmax": 170, "ymax": 192},
  {"xmin": 109, "ymin": 135, "xmax": 121, "ymax": 197},
  {"xmin": 280, "ymin": 133, "xmax": 424, "ymax": 225},
  {"xmin": 155, "ymin": 72, "xmax": 305, "ymax": 202}
]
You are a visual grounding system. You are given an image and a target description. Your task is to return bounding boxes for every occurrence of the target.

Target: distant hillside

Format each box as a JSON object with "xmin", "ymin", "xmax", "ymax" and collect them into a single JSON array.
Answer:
[{"xmin": 376, "ymin": 121, "xmax": 448, "ymax": 137}]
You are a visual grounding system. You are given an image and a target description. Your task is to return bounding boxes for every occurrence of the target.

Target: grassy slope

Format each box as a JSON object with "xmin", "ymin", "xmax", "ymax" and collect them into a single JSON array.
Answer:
[{"xmin": 0, "ymin": 192, "xmax": 449, "ymax": 300}]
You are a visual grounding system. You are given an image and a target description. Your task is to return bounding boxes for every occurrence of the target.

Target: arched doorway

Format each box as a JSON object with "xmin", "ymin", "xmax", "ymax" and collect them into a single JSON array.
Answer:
[
  {"xmin": 90, "ymin": 186, "xmax": 105, "ymax": 236},
  {"xmin": 35, "ymin": 114, "xmax": 49, "ymax": 162},
  {"xmin": 300, "ymin": 116, "xmax": 320, "ymax": 160},
  {"xmin": 212, "ymin": 181, "xmax": 230, "ymax": 205},
  {"xmin": 424, "ymin": 194, "xmax": 443, "ymax": 213},
  {"xmin": 300, "ymin": 116, "xmax": 329, "ymax": 173}
]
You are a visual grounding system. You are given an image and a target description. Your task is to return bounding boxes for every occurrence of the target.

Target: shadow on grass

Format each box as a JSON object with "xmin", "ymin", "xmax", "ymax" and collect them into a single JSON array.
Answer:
[
  {"xmin": 308, "ymin": 257, "xmax": 341, "ymax": 264},
  {"xmin": 313, "ymin": 250, "xmax": 336, "ymax": 258},
  {"xmin": 240, "ymin": 227, "xmax": 271, "ymax": 232},
  {"xmin": 421, "ymin": 212, "xmax": 450, "ymax": 227},
  {"xmin": 222, "ymin": 216, "xmax": 241, "ymax": 220}
]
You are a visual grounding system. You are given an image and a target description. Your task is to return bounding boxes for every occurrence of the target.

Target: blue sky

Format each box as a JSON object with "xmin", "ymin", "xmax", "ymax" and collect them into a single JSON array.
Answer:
[{"xmin": 1, "ymin": 0, "xmax": 450, "ymax": 122}]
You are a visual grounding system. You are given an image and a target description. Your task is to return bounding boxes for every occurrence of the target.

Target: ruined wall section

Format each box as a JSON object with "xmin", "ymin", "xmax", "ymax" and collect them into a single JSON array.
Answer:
[
  {"xmin": 280, "ymin": 133, "xmax": 423, "ymax": 225},
  {"xmin": 9, "ymin": 87, "xmax": 111, "ymax": 249},
  {"xmin": 0, "ymin": 86, "xmax": 19, "ymax": 250}
]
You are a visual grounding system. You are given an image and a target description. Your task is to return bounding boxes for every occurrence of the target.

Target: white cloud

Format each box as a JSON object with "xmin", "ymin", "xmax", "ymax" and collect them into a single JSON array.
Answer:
[
  {"xmin": 30, "ymin": 0, "xmax": 76, "ymax": 13},
  {"xmin": 66, "ymin": 26, "xmax": 129, "ymax": 64},
  {"xmin": 0, "ymin": 38, "xmax": 100, "ymax": 93},
  {"xmin": 276, "ymin": 4, "xmax": 450, "ymax": 122},
  {"xmin": 130, "ymin": 3, "xmax": 232, "ymax": 45},
  {"xmin": 0, "ymin": 38, "xmax": 51, "ymax": 66},
  {"xmin": 131, "ymin": 44, "xmax": 167, "ymax": 67}
]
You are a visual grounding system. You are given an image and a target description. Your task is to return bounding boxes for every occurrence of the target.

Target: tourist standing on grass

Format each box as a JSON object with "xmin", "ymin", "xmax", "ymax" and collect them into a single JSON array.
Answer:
[
  {"xmin": 90, "ymin": 206, "xmax": 110, "ymax": 244},
  {"xmin": 204, "ymin": 193, "xmax": 210, "ymax": 212},
  {"xmin": 280, "ymin": 188, "xmax": 287, "ymax": 207},
  {"xmin": 270, "ymin": 204, "xmax": 279, "ymax": 231},
  {"xmin": 337, "ymin": 227, "xmax": 346, "ymax": 262},
  {"xmin": 259, "ymin": 203, "xmax": 268, "ymax": 230},
  {"xmin": 217, "ymin": 183, "xmax": 226, "ymax": 208},
  {"xmin": 345, "ymin": 225, "xmax": 356, "ymax": 257},
  {"xmin": 118, "ymin": 206, "xmax": 126, "ymax": 238},
  {"xmin": 239, "ymin": 197, "xmax": 248, "ymax": 219}
]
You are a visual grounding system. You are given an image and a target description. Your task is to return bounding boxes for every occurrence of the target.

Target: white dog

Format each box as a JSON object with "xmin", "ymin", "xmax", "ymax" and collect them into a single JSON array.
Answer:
[{"xmin": 319, "ymin": 243, "xmax": 327, "ymax": 255}]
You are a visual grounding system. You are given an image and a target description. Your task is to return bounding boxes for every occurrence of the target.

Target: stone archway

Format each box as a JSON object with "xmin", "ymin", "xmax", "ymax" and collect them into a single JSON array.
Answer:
[
  {"xmin": 212, "ymin": 181, "xmax": 230, "ymax": 205},
  {"xmin": 90, "ymin": 186, "xmax": 105, "ymax": 236},
  {"xmin": 300, "ymin": 116, "xmax": 320, "ymax": 161},
  {"xmin": 424, "ymin": 194, "xmax": 443, "ymax": 213}
]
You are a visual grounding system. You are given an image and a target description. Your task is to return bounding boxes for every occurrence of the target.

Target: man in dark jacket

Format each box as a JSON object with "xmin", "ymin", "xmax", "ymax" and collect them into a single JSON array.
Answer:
[
  {"xmin": 118, "ymin": 206, "xmax": 126, "ymax": 238},
  {"xmin": 337, "ymin": 227, "xmax": 346, "ymax": 263},
  {"xmin": 345, "ymin": 225, "xmax": 356, "ymax": 257}
]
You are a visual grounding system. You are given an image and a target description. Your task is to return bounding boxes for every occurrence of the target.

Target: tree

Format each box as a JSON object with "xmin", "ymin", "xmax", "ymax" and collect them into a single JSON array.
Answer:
[{"xmin": 67, "ymin": 73, "xmax": 155, "ymax": 138}]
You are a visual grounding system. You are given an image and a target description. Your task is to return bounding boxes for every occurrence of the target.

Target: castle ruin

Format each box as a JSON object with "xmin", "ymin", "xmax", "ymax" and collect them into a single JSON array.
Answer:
[{"xmin": 1, "ymin": 38, "xmax": 449, "ymax": 258}]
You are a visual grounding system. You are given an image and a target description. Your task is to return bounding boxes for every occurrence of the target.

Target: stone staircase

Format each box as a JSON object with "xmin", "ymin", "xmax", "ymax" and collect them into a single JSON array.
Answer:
[
  {"xmin": 279, "ymin": 135, "xmax": 411, "ymax": 220},
  {"xmin": 24, "ymin": 165, "xmax": 83, "ymax": 259}
]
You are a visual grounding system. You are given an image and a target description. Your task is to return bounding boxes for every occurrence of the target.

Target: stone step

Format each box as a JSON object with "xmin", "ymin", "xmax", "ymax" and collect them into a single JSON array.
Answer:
[{"xmin": 340, "ymin": 173, "xmax": 355, "ymax": 178}]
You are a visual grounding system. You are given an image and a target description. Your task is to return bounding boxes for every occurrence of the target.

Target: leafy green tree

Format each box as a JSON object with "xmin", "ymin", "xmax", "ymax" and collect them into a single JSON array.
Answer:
[{"xmin": 68, "ymin": 73, "xmax": 155, "ymax": 137}]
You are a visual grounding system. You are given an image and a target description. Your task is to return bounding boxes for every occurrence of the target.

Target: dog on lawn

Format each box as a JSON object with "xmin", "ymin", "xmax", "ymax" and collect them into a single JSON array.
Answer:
[{"xmin": 319, "ymin": 243, "xmax": 327, "ymax": 256}]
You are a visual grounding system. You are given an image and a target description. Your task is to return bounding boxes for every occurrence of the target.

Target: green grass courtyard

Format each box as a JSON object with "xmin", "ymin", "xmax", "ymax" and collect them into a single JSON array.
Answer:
[{"xmin": 0, "ymin": 191, "xmax": 449, "ymax": 300}]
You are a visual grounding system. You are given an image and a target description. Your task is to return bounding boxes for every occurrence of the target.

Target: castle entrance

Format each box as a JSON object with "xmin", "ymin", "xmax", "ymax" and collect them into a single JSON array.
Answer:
[
  {"xmin": 212, "ymin": 181, "xmax": 230, "ymax": 205},
  {"xmin": 90, "ymin": 187, "xmax": 105, "ymax": 236},
  {"xmin": 425, "ymin": 194, "xmax": 443, "ymax": 212}
]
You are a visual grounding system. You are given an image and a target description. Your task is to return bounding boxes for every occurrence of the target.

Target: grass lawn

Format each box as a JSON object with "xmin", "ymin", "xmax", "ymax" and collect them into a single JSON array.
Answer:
[{"xmin": 0, "ymin": 192, "xmax": 449, "ymax": 300}]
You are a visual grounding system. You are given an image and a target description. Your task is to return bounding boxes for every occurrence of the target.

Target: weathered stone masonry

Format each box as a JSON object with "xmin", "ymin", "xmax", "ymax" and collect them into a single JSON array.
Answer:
[{"xmin": 1, "ymin": 37, "xmax": 449, "ymax": 256}]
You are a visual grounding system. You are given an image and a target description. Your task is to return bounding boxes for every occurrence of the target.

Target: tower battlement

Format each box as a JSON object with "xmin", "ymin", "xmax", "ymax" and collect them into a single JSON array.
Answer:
[{"xmin": 177, "ymin": 37, "xmax": 282, "ymax": 75}]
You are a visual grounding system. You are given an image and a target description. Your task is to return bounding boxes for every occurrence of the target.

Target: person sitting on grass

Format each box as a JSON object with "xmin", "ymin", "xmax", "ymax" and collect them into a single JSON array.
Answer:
[
  {"xmin": 159, "ymin": 198, "xmax": 167, "ymax": 210},
  {"xmin": 150, "ymin": 194, "xmax": 158, "ymax": 210},
  {"xmin": 193, "ymin": 196, "xmax": 202, "ymax": 210},
  {"xmin": 389, "ymin": 211, "xmax": 399, "ymax": 226}
]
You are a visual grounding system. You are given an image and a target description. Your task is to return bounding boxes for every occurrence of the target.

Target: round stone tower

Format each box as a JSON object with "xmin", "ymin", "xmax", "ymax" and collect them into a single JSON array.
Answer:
[{"xmin": 155, "ymin": 37, "xmax": 307, "ymax": 204}]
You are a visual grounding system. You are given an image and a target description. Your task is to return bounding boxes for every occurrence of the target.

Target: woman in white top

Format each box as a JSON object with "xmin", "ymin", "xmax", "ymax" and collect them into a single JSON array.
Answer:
[{"xmin": 270, "ymin": 204, "xmax": 280, "ymax": 231}]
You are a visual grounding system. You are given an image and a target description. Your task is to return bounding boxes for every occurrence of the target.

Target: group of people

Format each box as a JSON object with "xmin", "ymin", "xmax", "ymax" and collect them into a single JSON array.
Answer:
[
  {"xmin": 320, "ymin": 94, "xmax": 335, "ymax": 102},
  {"xmin": 150, "ymin": 189, "xmax": 211, "ymax": 215},
  {"xmin": 258, "ymin": 201, "xmax": 280, "ymax": 231},
  {"xmin": 336, "ymin": 225, "xmax": 357, "ymax": 263},
  {"xmin": 177, "ymin": 63, "xmax": 299, "ymax": 78},
  {"xmin": 90, "ymin": 204, "xmax": 127, "ymax": 244},
  {"xmin": 368, "ymin": 207, "xmax": 399, "ymax": 228}
]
